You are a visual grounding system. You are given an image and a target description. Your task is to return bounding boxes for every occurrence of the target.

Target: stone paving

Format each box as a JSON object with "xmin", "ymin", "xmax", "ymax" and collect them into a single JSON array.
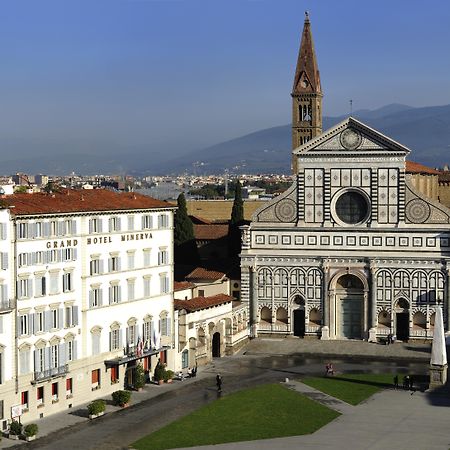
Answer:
[{"xmin": 0, "ymin": 338, "xmax": 445, "ymax": 450}]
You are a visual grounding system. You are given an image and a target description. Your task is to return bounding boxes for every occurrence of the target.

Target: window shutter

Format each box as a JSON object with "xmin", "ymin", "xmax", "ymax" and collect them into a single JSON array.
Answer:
[
  {"xmin": 89, "ymin": 220, "xmax": 93, "ymax": 233},
  {"xmin": 126, "ymin": 328, "xmax": 129, "ymax": 346},
  {"xmin": 28, "ymin": 313, "xmax": 34, "ymax": 335},
  {"xmin": 58, "ymin": 309, "xmax": 63, "ymax": 330},
  {"xmin": 58, "ymin": 221, "xmax": 65, "ymax": 236},
  {"xmin": 99, "ymin": 289, "xmax": 103, "ymax": 307},
  {"xmin": 109, "ymin": 332, "xmax": 113, "ymax": 351},
  {"xmin": 0, "ymin": 316, "xmax": 3, "ymax": 334},
  {"xmin": 0, "ymin": 223, "xmax": 6, "ymax": 240},
  {"xmin": 73, "ymin": 340, "xmax": 78, "ymax": 360},
  {"xmin": 45, "ymin": 311, "xmax": 52, "ymax": 332},
  {"xmin": 99, "ymin": 259, "xmax": 104, "ymax": 274},
  {"xmin": 33, "ymin": 313, "xmax": 39, "ymax": 333},
  {"xmin": 72, "ymin": 220, "xmax": 77, "ymax": 234},
  {"xmin": 109, "ymin": 218, "xmax": 113, "ymax": 232},
  {"xmin": 73, "ymin": 306, "xmax": 79, "ymax": 326},
  {"xmin": 1, "ymin": 252, "xmax": 8, "ymax": 270},
  {"xmin": 35, "ymin": 278, "xmax": 41, "ymax": 296},
  {"xmin": 108, "ymin": 258, "xmax": 112, "ymax": 272},
  {"xmin": 117, "ymin": 258, "xmax": 121, "ymax": 271},
  {"xmin": 167, "ymin": 318, "xmax": 171, "ymax": 336},
  {"xmin": 1, "ymin": 284, "xmax": 7, "ymax": 303},
  {"xmin": 89, "ymin": 290, "xmax": 94, "ymax": 308},
  {"xmin": 34, "ymin": 350, "xmax": 40, "ymax": 372},
  {"xmin": 118, "ymin": 286, "xmax": 122, "ymax": 302},
  {"xmin": 116, "ymin": 217, "xmax": 121, "ymax": 231},
  {"xmin": 43, "ymin": 222, "xmax": 51, "ymax": 238},
  {"xmin": 44, "ymin": 347, "xmax": 51, "ymax": 370},
  {"xmin": 59, "ymin": 343, "xmax": 66, "ymax": 366},
  {"xmin": 98, "ymin": 219, "xmax": 103, "ymax": 233},
  {"xmin": 73, "ymin": 248, "xmax": 77, "ymax": 260}
]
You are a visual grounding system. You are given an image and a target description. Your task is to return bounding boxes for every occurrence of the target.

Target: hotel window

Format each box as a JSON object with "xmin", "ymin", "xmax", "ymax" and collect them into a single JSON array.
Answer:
[
  {"xmin": 51, "ymin": 382, "xmax": 58, "ymax": 402},
  {"xmin": 109, "ymin": 256, "xmax": 120, "ymax": 272},
  {"xmin": 65, "ymin": 305, "xmax": 78, "ymax": 328},
  {"xmin": 51, "ymin": 308, "xmax": 61, "ymax": 330},
  {"xmin": 159, "ymin": 273, "xmax": 170, "ymax": 294},
  {"xmin": 21, "ymin": 391, "xmax": 29, "ymax": 410},
  {"xmin": 109, "ymin": 284, "xmax": 121, "ymax": 305},
  {"xmin": 35, "ymin": 274, "xmax": 46, "ymax": 297},
  {"xmin": 64, "ymin": 220, "xmax": 74, "ymax": 235},
  {"xmin": 89, "ymin": 218, "xmax": 102, "ymax": 234},
  {"xmin": 159, "ymin": 313, "xmax": 170, "ymax": 336},
  {"xmin": 127, "ymin": 251, "xmax": 135, "ymax": 270},
  {"xmin": 35, "ymin": 222, "xmax": 43, "ymax": 238},
  {"xmin": 127, "ymin": 215, "xmax": 135, "ymax": 231},
  {"xmin": 49, "ymin": 249, "xmax": 58, "ymax": 263},
  {"xmin": 66, "ymin": 378, "xmax": 73, "ymax": 397},
  {"xmin": 126, "ymin": 324, "xmax": 137, "ymax": 347},
  {"xmin": 18, "ymin": 278, "xmax": 32, "ymax": 299},
  {"xmin": 19, "ymin": 314, "xmax": 30, "ymax": 336},
  {"xmin": 51, "ymin": 344, "xmax": 59, "ymax": 368},
  {"xmin": 91, "ymin": 369, "xmax": 100, "ymax": 390},
  {"xmin": 35, "ymin": 251, "xmax": 44, "ymax": 265},
  {"xmin": 110, "ymin": 366, "xmax": 119, "ymax": 384},
  {"xmin": 110, "ymin": 328, "xmax": 121, "ymax": 351},
  {"xmin": 50, "ymin": 221, "xmax": 58, "ymax": 237},
  {"xmin": 37, "ymin": 386, "xmax": 44, "ymax": 405},
  {"xmin": 35, "ymin": 347, "xmax": 45, "ymax": 373},
  {"xmin": 90, "ymin": 258, "xmax": 102, "ymax": 275},
  {"xmin": 89, "ymin": 287, "xmax": 102, "ymax": 308},
  {"xmin": 158, "ymin": 248, "xmax": 168, "ymax": 265},
  {"xmin": 141, "ymin": 215, "xmax": 153, "ymax": 230},
  {"xmin": 158, "ymin": 214, "xmax": 169, "ymax": 229},
  {"xmin": 18, "ymin": 253, "xmax": 29, "ymax": 267},
  {"xmin": 63, "ymin": 248, "xmax": 74, "ymax": 262},
  {"xmin": 66, "ymin": 340, "xmax": 74, "ymax": 362},
  {"xmin": 109, "ymin": 217, "xmax": 121, "ymax": 232},
  {"xmin": 19, "ymin": 347, "xmax": 30, "ymax": 375},
  {"xmin": 127, "ymin": 279, "xmax": 135, "ymax": 301},
  {"xmin": 49, "ymin": 272, "xmax": 59, "ymax": 294},
  {"xmin": 36, "ymin": 311, "xmax": 45, "ymax": 333},
  {"xmin": 143, "ymin": 249, "xmax": 151, "ymax": 267},
  {"xmin": 143, "ymin": 276, "xmax": 151, "ymax": 297},
  {"xmin": 92, "ymin": 331, "xmax": 101, "ymax": 355},
  {"xmin": 143, "ymin": 319, "xmax": 152, "ymax": 344},
  {"xmin": 62, "ymin": 272, "xmax": 73, "ymax": 293},
  {"xmin": 18, "ymin": 223, "xmax": 28, "ymax": 239}
]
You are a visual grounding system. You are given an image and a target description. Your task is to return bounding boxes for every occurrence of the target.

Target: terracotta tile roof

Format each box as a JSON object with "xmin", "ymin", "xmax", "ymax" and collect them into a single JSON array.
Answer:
[
  {"xmin": 406, "ymin": 161, "xmax": 441, "ymax": 175},
  {"xmin": 174, "ymin": 294, "xmax": 234, "ymax": 312},
  {"xmin": 173, "ymin": 281, "xmax": 195, "ymax": 292},
  {"xmin": 189, "ymin": 215, "xmax": 211, "ymax": 225},
  {"xmin": 194, "ymin": 224, "xmax": 229, "ymax": 240},
  {"xmin": 2, "ymin": 189, "xmax": 173, "ymax": 216},
  {"xmin": 185, "ymin": 267, "xmax": 226, "ymax": 282}
]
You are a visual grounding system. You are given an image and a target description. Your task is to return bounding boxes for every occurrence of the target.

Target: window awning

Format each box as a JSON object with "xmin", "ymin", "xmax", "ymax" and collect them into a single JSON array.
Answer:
[{"xmin": 104, "ymin": 346, "xmax": 170, "ymax": 368}]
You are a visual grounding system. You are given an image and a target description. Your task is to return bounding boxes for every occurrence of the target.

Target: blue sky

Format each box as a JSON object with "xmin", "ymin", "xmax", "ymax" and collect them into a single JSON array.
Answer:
[{"xmin": 1, "ymin": 0, "xmax": 449, "ymax": 160}]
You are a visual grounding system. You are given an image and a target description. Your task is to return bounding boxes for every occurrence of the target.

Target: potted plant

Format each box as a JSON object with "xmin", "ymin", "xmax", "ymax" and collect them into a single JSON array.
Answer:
[
  {"xmin": 87, "ymin": 399, "xmax": 106, "ymax": 419},
  {"xmin": 8, "ymin": 420, "xmax": 22, "ymax": 440},
  {"xmin": 23, "ymin": 424, "xmax": 38, "ymax": 441},
  {"xmin": 134, "ymin": 363, "xmax": 146, "ymax": 391},
  {"xmin": 112, "ymin": 390, "xmax": 131, "ymax": 407},
  {"xmin": 154, "ymin": 362, "xmax": 166, "ymax": 385},
  {"xmin": 164, "ymin": 370, "xmax": 174, "ymax": 384}
]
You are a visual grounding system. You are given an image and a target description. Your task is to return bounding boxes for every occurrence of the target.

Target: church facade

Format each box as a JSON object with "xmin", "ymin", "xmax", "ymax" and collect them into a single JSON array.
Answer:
[{"xmin": 240, "ymin": 15, "xmax": 450, "ymax": 341}]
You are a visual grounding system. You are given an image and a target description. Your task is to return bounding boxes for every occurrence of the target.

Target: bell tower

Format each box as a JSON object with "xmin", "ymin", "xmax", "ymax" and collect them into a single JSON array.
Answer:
[{"xmin": 291, "ymin": 12, "xmax": 323, "ymax": 173}]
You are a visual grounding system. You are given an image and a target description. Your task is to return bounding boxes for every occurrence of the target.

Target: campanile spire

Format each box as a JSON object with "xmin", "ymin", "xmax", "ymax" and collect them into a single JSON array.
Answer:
[{"xmin": 291, "ymin": 12, "xmax": 323, "ymax": 172}]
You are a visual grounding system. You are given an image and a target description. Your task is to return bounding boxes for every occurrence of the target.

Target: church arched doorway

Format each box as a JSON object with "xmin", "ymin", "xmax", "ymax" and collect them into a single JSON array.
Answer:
[
  {"xmin": 395, "ymin": 298, "xmax": 409, "ymax": 341},
  {"xmin": 212, "ymin": 332, "xmax": 221, "ymax": 358},
  {"xmin": 292, "ymin": 295, "xmax": 305, "ymax": 337},
  {"xmin": 336, "ymin": 274, "xmax": 364, "ymax": 339}
]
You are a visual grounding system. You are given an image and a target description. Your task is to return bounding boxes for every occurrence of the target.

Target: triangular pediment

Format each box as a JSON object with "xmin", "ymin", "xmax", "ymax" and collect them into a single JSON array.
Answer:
[{"xmin": 293, "ymin": 117, "xmax": 411, "ymax": 156}]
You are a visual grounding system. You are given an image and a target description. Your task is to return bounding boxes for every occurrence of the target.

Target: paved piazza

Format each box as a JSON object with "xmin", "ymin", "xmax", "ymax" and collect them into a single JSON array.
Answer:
[{"xmin": 4, "ymin": 339, "xmax": 450, "ymax": 450}]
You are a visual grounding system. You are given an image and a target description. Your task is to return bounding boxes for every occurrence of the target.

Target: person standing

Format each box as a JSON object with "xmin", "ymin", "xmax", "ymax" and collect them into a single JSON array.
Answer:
[
  {"xmin": 393, "ymin": 374, "xmax": 399, "ymax": 389},
  {"xmin": 216, "ymin": 374, "xmax": 222, "ymax": 392}
]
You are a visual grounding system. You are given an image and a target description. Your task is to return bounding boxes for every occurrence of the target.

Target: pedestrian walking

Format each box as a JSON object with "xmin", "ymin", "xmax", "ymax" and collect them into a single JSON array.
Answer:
[
  {"xmin": 216, "ymin": 374, "xmax": 222, "ymax": 392},
  {"xmin": 403, "ymin": 375, "xmax": 410, "ymax": 390},
  {"xmin": 393, "ymin": 374, "xmax": 399, "ymax": 389}
]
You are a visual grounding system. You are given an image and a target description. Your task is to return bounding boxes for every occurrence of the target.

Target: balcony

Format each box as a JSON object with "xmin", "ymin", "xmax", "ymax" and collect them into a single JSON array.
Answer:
[{"xmin": 33, "ymin": 365, "xmax": 69, "ymax": 383}]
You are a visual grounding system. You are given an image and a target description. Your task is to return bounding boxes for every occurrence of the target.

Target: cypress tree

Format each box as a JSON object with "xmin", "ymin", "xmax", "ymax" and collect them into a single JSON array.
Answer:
[
  {"xmin": 228, "ymin": 181, "xmax": 244, "ymax": 257},
  {"xmin": 230, "ymin": 181, "xmax": 244, "ymax": 226},
  {"xmin": 174, "ymin": 193, "xmax": 198, "ymax": 263}
]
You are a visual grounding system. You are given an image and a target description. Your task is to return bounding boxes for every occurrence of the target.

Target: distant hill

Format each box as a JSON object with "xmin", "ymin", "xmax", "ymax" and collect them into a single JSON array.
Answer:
[{"xmin": 156, "ymin": 103, "xmax": 450, "ymax": 174}]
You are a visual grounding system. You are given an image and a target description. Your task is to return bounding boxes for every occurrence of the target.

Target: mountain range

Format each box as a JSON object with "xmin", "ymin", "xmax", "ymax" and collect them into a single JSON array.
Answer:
[
  {"xmin": 157, "ymin": 103, "xmax": 450, "ymax": 175},
  {"xmin": 1, "ymin": 103, "xmax": 449, "ymax": 175}
]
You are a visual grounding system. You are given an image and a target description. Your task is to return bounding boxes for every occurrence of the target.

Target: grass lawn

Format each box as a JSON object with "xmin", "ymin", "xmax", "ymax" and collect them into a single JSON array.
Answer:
[
  {"xmin": 132, "ymin": 383, "xmax": 340, "ymax": 450},
  {"xmin": 301, "ymin": 373, "xmax": 394, "ymax": 405}
]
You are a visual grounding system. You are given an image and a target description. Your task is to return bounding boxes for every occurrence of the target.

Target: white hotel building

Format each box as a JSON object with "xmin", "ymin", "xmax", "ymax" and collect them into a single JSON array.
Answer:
[{"xmin": 0, "ymin": 188, "xmax": 175, "ymax": 426}]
